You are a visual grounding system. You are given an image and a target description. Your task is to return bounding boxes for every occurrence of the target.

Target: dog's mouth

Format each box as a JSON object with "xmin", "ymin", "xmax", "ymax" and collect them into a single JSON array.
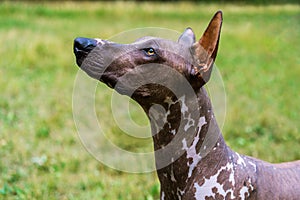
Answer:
[{"xmin": 73, "ymin": 37, "xmax": 99, "ymax": 66}]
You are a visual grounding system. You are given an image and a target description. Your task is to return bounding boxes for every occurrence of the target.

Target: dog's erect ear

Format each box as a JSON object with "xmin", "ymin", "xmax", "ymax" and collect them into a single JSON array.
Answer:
[
  {"xmin": 192, "ymin": 11, "xmax": 222, "ymax": 84},
  {"xmin": 178, "ymin": 28, "xmax": 196, "ymax": 46}
]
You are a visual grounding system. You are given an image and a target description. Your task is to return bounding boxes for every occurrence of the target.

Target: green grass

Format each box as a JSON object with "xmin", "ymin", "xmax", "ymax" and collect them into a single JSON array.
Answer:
[{"xmin": 0, "ymin": 1, "xmax": 299, "ymax": 199}]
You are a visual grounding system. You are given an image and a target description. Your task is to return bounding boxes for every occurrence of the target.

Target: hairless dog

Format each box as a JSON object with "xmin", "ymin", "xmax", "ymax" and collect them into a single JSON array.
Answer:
[{"xmin": 74, "ymin": 11, "xmax": 300, "ymax": 200}]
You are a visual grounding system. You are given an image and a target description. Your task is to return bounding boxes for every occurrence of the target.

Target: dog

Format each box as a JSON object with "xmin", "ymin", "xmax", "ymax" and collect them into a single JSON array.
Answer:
[{"xmin": 73, "ymin": 11, "xmax": 300, "ymax": 200}]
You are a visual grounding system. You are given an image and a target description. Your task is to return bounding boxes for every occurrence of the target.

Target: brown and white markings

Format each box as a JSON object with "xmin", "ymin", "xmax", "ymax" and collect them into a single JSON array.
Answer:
[{"xmin": 74, "ymin": 11, "xmax": 300, "ymax": 200}]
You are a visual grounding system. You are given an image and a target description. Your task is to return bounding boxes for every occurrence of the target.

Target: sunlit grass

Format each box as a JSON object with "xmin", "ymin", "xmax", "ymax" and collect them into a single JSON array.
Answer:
[{"xmin": 0, "ymin": 1, "xmax": 299, "ymax": 199}]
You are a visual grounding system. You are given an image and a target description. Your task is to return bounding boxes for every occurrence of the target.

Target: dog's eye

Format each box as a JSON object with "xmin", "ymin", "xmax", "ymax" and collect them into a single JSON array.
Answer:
[{"xmin": 144, "ymin": 48, "xmax": 156, "ymax": 56}]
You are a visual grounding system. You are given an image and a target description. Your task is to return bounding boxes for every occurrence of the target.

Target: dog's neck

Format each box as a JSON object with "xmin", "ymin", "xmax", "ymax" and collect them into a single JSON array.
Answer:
[{"xmin": 138, "ymin": 87, "xmax": 231, "ymax": 198}]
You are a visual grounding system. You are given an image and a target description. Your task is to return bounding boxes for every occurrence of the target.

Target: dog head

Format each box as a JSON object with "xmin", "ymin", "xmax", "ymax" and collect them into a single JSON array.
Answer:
[{"xmin": 74, "ymin": 11, "xmax": 222, "ymax": 105}]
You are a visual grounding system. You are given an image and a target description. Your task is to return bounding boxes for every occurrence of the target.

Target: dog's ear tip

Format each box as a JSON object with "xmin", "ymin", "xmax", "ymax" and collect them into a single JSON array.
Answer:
[
  {"xmin": 178, "ymin": 27, "xmax": 196, "ymax": 46},
  {"xmin": 216, "ymin": 10, "xmax": 223, "ymax": 15},
  {"xmin": 214, "ymin": 10, "xmax": 222, "ymax": 15},
  {"xmin": 214, "ymin": 10, "xmax": 223, "ymax": 21},
  {"xmin": 184, "ymin": 27, "xmax": 194, "ymax": 34},
  {"xmin": 185, "ymin": 28, "xmax": 195, "ymax": 37}
]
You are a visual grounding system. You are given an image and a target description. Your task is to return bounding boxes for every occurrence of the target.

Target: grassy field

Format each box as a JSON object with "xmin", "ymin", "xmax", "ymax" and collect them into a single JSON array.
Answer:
[{"xmin": 0, "ymin": 1, "xmax": 299, "ymax": 199}]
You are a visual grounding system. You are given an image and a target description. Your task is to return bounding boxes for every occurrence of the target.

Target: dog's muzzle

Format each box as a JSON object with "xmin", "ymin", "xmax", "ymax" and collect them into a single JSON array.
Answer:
[{"xmin": 73, "ymin": 37, "xmax": 98, "ymax": 66}]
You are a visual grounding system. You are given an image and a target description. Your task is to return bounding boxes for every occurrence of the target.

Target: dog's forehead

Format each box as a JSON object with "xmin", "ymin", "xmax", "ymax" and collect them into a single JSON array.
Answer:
[
  {"xmin": 134, "ymin": 36, "xmax": 157, "ymax": 43},
  {"xmin": 133, "ymin": 36, "xmax": 186, "ymax": 52}
]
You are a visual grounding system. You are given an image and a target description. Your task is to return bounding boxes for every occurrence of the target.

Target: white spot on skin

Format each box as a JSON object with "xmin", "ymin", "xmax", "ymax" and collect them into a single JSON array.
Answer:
[
  {"xmin": 163, "ymin": 110, "xmax": 170, "ymax": 124},
  {"xmin": 163, "ymin": 95, "xmax": 193, "ymax": 134},
  {"xmin": 170, "ymin": 170, "xmax": 176, "ymax": 182},
  {"xmin": 149, "ymin": 104, "xmax": 170, "ymax": 134},
  {"xmin": 184, "ymin": 113, "xmax": 195, "ymax": 131},
  {"xmin": 163, "ymin": 95, "xmax": 200, "ymax": 135},
  {"xmin": 194, "ymin": 162, "xmax": 236, "ymax": 199},
  {"xmin": 164, "ymin": 96, "xmax": 173, "ymax": 105},
  {"xmin": 149, "ymin": 105, "xmax": 162, "ymax": 133},
  {"xmin": 177, "ymin": 188, "xmax": 185, "ymax": 200},
  {"xmin": 161, "ymin": 191, "xmax": 165, "ymax": 200},
  {"xmin": 239, "ymin": 186, "xmax": 249, "ymax": 199},
  {"xmin": 249, "ymin": 180, "xmax": 254, "ymax": 192},
  {"xmin": 178, "ymin": 96, "xmax": 188, "ymax": 115},
  {"xmin": 229, "ymin": 170, "xmax": 235, "ymax": 186},
  {"xmin": 236, "ymin": 152, "xmax": 246, "ymax": 167},
  {"xmin": 170, "ymin": 129, "xmax": 176, "ymax": 135},
  {"xmin": 239, "ymin": 178, "xmax": 253, "ymax": 199},
  {"xmin": 170, "ymin": 158, "xmax": 176, "ymax": 182},
  {"xmin": 248, "ymin": 161, "xmax": 257, "ymax": 172},
  {"xmin": 179, "ymin": 96, "xmax": 197, "ymax": 132},
  {"xmin": 182, "ymin": 116, "xmax": 207, "ymax": 178}
]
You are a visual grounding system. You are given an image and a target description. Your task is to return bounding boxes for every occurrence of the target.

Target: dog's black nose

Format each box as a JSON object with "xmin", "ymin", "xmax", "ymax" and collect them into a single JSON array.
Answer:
[
  {"xmin": 74, "ymin": 37, "xmax": 97, "ymax": 51},
  {"xmin": 74, "ymin": 37, "xmax": 97, "ymax": 66}
]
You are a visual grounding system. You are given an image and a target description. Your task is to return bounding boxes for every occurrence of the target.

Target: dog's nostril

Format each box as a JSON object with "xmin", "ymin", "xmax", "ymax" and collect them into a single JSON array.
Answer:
[{"xmin": 74, "ymin": 37, "xmax": 97, "ymax": 52}]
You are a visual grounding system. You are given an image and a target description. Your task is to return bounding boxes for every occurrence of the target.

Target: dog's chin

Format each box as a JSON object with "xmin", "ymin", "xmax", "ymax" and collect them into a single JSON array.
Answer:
[{"xmin": 76, "ymin": 58, "xmax": 84, "ymax": 67}]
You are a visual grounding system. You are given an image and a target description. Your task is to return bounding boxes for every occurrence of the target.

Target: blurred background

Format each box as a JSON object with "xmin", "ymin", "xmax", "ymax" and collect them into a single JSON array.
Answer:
[{"xmin": 1, "ymin": 1, "xmax": 299, "ymax": 199}]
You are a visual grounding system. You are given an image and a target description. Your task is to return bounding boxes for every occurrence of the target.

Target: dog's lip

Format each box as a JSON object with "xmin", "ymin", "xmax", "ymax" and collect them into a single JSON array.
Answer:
[{"xmin": 74, "ymin": 47, "xmax": 88, "ymax": 55}]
